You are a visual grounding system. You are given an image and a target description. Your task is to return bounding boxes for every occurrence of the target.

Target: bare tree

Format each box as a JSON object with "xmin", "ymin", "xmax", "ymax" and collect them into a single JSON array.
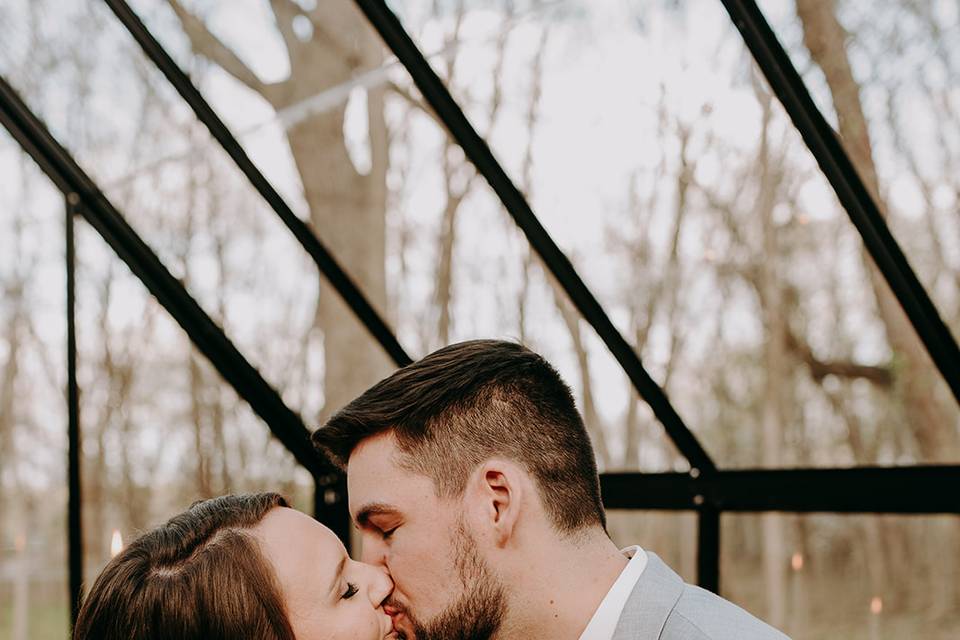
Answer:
[
  {"xmin": 795, "ymin": 0, "xmax": 958, "ymax": 463},
  {"xmin": 796, "ymin": 0, "xmax": 960, "ymax": 615},
  {"xmin": 166, "ymin": 0, "xmax": 392, "ymax": 420},
  {"xmin": 755, "ymin": 80, "xmax": 788, "ymax": 628}
]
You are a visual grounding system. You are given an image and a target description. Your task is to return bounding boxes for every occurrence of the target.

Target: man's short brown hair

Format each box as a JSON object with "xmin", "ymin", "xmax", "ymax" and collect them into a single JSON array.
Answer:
[{"xmin": 312, "ymin": 339, "xmax": 606, "ymax": 532}]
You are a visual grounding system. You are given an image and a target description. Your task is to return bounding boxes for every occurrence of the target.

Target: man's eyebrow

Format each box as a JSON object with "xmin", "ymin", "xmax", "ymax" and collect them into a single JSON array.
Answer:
[
  {"xmin": 355, "ymin": 502, "xmax": 400, "ymax": 528},
  {"xmin": 328, "ymin": 554, "xmax": 347, "ymax": 598}
]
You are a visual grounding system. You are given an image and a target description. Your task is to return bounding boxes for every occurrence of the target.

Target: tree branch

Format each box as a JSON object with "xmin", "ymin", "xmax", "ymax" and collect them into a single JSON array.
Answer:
[
  {"xmin": 166, "ymin": 0, "xmax": 285, "ymax": 104},
  {"xmin": 268, "ymin": 0, "xmax": 303, "ymax": 66},
  {"xmin": 387, "ymin": 79, "xmax": 451, "ymax": 138},
  {"xmin": 785, "ymin": 330, "xmax": 893, "ymax": 387}
]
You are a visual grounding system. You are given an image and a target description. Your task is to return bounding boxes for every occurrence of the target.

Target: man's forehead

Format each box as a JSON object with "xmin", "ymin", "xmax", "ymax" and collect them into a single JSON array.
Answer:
[
  {"xmin": 350, "ymin": 430, "xmax": 400, "ymax": 460},
  {"xmin": 346, "ymin": 433, "xmax": 439, "ymax": 515},
  {"xmin": 347, "ymin": 431, "xmax": 405, "ymax": 481},
  {"xmin": 348, "ymin": 433, "xmax": 404, "ymax": 500}
]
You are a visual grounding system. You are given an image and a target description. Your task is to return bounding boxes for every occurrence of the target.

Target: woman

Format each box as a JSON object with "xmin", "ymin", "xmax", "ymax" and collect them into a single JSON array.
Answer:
[{"xmin": 73, "ymin": 493, "xmax": 398, "ymax": 640}]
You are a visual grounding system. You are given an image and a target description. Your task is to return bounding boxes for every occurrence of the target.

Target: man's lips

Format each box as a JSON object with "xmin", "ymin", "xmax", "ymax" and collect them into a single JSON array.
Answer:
[
  {"xmin": 384, "ymin": 603, "xmax": 408, "ymax": 627},
  {"xmin": 384, "ymin": 604, "xmax": 402, "ymax": 617}
]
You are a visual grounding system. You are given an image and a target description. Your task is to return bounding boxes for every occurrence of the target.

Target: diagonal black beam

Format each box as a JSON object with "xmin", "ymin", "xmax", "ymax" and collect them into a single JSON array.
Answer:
[
  {"xmin": 600, "ymin": 466, "xmax": 960, "ymax": 513},
  {"xmin": 102, "ymin": 0, "xmax": 411, "ymax": 369},
  {"xmin": 351, "ymin": 0, "xmax": 715, "ymax": 473},
  {"xmin": 0, "ymin": 74, "xmax": 329, "ymax": 478},
  {"xmin": 720, "ymin": 0, "xmax": 960, "ymax": 403}
]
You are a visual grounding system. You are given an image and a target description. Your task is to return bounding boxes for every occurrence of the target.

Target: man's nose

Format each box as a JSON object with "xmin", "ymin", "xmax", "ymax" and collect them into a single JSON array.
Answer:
[{"xmin": 360, "ymin": 535, "xmax": 386, "ymax": 566}]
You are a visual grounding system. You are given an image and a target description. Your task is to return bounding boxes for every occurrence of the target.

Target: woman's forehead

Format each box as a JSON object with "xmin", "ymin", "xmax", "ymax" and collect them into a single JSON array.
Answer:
[{"xmin": 253, "ymin": 508, "xmax": 343, "ymax": 589}]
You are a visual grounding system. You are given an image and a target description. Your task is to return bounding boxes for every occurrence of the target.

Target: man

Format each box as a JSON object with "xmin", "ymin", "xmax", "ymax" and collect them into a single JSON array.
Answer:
[{"xmin": 312, "ymin": 340, "xmax": 789, "ymax": 640}]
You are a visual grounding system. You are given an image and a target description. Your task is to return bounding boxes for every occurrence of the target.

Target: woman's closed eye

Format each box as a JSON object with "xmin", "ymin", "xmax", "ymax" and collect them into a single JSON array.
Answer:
[
  {"xmin": 341, "ymin": 582, "xmax": 359, "ymax": 600},
  {"xmin": 381, "ymin": 526, "xmax": 397, "ymax": 540}
]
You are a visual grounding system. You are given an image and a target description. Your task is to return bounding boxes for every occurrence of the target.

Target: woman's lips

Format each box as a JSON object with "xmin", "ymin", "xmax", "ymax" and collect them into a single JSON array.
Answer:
[
  {"xmin": 383, "ymin": 602, "xmax": 412, "ymax": 639},
  {"xmin": 383, "ymin": 607, "xmax": 407, "ymax": 640},
  {"xmin": 389, "ymin": 612, "xmax": 412, "ymax": 639},
  {"xmin": 383, "ymin": 610, "xmax": 399, "ymax": 638}
]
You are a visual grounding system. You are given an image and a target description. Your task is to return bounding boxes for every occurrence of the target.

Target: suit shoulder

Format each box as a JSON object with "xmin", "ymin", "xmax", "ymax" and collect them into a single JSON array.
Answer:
[{"xmin": 661, "ymin": 585, "xmax": 791, "ymax": 640}]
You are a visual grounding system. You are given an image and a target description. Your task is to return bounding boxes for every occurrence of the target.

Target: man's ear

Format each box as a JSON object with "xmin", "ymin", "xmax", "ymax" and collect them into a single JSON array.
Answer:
[{"xmin": 472, "ymin": 459, "xmax": 523, "ymax": 547}]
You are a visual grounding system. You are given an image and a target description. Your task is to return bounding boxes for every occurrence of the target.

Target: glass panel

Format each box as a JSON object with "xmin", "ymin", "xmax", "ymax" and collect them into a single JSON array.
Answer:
[
  {"xmin": 89, "ymin": 0, "xmax": 683, "ymax": 470},
  {"xmin": 722, "ymin": 513, "xmax": 960, "ymax": 639},
  {"xmin": 0, "ymin": 507, "xmax": 69, "ymax": 640},
  {"xmin": 755, "ymin": 0, "xmax": 960, "ymax": 329},
  {"xmin": 385, "ymin": 0, "xmax": 959, "ymax": 467},
  {"xmin": 607, "ymin": 510, "xmax": 698, "ymax": 584},
  {"xmin": 6, "ymin": 0, "xmax": 956, "ymax": 499},
  {"xmin": 0, "ymin": 0, "xmax": 689, "ymax": 471},
  {"xmin": 74, "ymin": 219, "xmax": 316, "ymax": 582},
  {"xmin": 381, "ymin": 106, "xmax": 687, "ymax": 471},
  {"xmin": 0, "ymin": 134, "xmax": 71, "ymax": 639},
  {"xmin": 2, "ymin": 0, "xmax": 400, "ymax": 423}
]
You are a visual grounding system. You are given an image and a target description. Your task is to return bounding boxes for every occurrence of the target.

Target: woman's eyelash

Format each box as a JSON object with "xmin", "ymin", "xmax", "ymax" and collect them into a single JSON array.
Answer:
[
  {"xmin": 382, "ymin": 527, "xmax": 397, "ymax": 540},
  {"xmin": 342, "ymin": 582, "xmax": 359, "ymax": 600}
]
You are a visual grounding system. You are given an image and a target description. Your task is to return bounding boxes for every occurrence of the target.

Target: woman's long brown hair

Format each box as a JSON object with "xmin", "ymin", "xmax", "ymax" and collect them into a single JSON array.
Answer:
[{"xmin": 73, "ymin": 493, "xmax": 296, "ymax": 640}]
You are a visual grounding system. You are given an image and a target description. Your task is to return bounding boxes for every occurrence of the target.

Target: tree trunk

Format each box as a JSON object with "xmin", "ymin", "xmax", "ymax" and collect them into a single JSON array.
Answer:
[
  {"xmin": 0, "ymin": 288, "xmax": 23, "ymax": 508},
  {"xmin": 795, "ymin": 0, "xmax": 957, "ymax": 462},
  {"xmin": 545, "ymin": 279, "xmax": 611, "ymax": 468},
  {"xmin": 11, "ymin": 515, "xmax": 29, "ymax": 640},
  {"xmin": 210, "ymin": 180, "xmax": 233, "ymax": 492},
  {"xmin": 282, "ymin": 20, "xmax": 392, "ymax": 420},
  {"xmin": 434, "ymin": 141, "xmax": 467, "ymax": 348},
  {"xmin": 756, "ymin": 84, "xmax": 787, "ymax": 629},
  {"xmin": 289, "ymin": 96, "xmax": 392, "ymax": 419},
  {"xmin": 795, "ymin": 0, "xmax": 959, "ymax": 613},
  {"xmin": 2, "ymin": 287, "xmax": 28, "ymax": 640},
  {"xmin": 168, "ymin": 0, "xmax": 393, "ymax": 422}
]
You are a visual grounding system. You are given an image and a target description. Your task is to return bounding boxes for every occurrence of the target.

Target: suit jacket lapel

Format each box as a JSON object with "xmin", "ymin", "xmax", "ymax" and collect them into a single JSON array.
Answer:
[{"xmin": 610, "ymin": 552, "xmax": 685, "ymax": 640}]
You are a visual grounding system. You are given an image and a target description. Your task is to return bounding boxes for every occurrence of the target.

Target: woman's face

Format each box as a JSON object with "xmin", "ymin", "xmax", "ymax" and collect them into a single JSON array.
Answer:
[{"xmin": 252, "ymin": 507, "xmax": 397, "ymax": 640}]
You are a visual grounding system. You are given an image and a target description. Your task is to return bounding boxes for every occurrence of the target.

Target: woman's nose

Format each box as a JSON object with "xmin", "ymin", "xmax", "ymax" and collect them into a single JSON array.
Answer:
[{"xmin": 366, "ymin": 564, "xmax": 393, "ymax": 607}]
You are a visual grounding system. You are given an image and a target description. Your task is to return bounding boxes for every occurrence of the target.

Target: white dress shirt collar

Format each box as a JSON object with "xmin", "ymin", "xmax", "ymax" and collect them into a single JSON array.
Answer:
[{"xmin": 577, "ymin": 546, "xmax": 648, "ymax": 640}]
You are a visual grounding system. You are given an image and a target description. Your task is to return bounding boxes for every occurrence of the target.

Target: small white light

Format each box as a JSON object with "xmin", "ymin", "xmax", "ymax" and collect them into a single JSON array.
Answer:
[
  {"xmin": 791, "ymin": 552, "xmax": 803, "ymax": 572},
  {"xmin": 110, "ymin": 530, "xmax": 124, "ymax": 559}
]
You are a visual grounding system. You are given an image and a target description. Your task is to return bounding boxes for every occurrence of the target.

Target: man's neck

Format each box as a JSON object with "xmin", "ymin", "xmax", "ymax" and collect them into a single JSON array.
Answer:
[{"xmin": 497, "ymin": 528, "xmax": 628, "ymax": 640}]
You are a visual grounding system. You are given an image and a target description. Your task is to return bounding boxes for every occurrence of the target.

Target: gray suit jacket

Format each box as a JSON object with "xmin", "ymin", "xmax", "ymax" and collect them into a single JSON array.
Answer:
[{"xmin": 611, "ymin": 553, "xmax": 790, "ymax": 640}]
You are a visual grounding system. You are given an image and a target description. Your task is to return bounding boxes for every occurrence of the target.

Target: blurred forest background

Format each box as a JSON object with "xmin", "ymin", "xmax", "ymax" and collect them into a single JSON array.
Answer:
[{"xmin": 0, "ymin": 0, "xmax": 958, "ymax": 638}]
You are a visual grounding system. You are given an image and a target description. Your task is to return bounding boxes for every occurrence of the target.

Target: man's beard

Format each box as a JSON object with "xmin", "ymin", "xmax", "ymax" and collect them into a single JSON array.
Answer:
[{"xmin": 389, "ymin": 521, "xmax": 506, "ymax": 640}]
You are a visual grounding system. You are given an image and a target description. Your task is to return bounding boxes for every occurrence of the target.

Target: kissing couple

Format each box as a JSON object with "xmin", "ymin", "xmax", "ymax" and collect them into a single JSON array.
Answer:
[{"xmin": 74, "ymin": 340, "xmax": 788, "ymax": 640}]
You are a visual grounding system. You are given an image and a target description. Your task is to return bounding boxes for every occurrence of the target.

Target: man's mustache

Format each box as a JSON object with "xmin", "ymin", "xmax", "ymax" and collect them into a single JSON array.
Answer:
[{"xmin": 384, "ymin": 597, "xmax": 408, "ymax": 616}]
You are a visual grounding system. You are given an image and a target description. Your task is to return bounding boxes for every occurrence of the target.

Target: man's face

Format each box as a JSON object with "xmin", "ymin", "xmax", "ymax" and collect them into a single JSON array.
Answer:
[{"xmin": 347, "ymin": 432, "xmax": 506, "ymax": 640}]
